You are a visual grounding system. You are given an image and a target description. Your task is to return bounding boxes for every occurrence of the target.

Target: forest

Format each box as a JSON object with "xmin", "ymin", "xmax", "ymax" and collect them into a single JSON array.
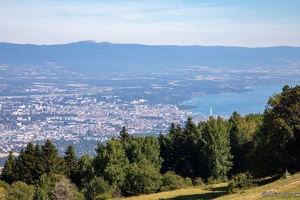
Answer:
[{"xmin": 1, "ymin": 84, "xmax": 300, "ymax": 199}]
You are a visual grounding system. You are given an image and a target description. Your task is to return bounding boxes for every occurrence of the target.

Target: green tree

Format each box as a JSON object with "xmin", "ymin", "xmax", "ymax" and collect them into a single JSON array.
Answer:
[
  {"xmin": 202, "ymin": 117, "xmax": 233, "ymax": 181},
  {"xmin": 94, "ymin": 138, "xmax": 129, "ymax": 189},
  {"xmin": 228, "ymin": 112, "xmax": 261, "ymax": 174},
  {"xmin": 251, "ymin": 85, "xmax": 300, "ymax": 176},
  {"xmin": 160, "ymin": 118, "xmax": 200, "ymax": 178},
  {"xmin": 118, "ymin": 126, "xmax": 130, "ymax": 142},
  {"xmin": 7, "ymin": 181, "xmax": 35, "ymax": 200},
  {"xmin": 124, "ymin": 136, "xmax": 163, "ymax": 170},
  {"xmin": 124, "ymin": 158, "xmax": 162, "ymax": 196},
  {"xmin": 77, "ymin": 154, "xmax": 95, "ymax": 189},
  {"xmin": 34, "ymin": 173, "xmax": 52, "ymax": 199},
  {"xmin": 159, "ymin": 123, "xmax": 183, "ymax": 174},
  {"xmin": 33, "ymin": 187, "xmax": 49, "ymax": 200},
  {"xmin": 17, "ymin": 142, "xmax": 41, "ymax": 184},
  {"xmin": 1, "ymin": 151, "xmax": 17, "ymax": 184},
  {"xmin": 38, "ymin": 139, "xmax": 67, "ymax": 176},
  {"xmin": 85, "ymin": 176, "xmax": 110, "ymax": 200},
  {"xmin": 64, "ymin": 145, "xmax": 79, "ymax": 181}
]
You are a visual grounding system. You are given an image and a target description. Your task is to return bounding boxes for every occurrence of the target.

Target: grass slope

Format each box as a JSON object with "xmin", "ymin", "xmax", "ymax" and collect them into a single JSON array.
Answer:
[
  {"xmin": 119, "ymin": 173, "xmax": 300, "ymax": 200},
  {"xmin": 217, "ymin": 173, "xmax": 300, "ymax": 200},
  {"xmin": 118, "ymin": 183, "xmax": 228, "ymax": 200}
]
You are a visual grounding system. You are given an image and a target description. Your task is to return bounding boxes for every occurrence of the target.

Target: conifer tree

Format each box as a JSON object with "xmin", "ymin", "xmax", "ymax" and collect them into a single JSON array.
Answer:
[
  {"xmin": 64, "ymin": 145, "xmax": 79, "ymax": 181},
  {"xmin": 118, "ymin": 126, "xmax": 130, "ymax": 142},
  {"xmin": 17, "ymin": 142, "xmax": 41, "ymax": 184},
  {"xmin": 1, "ymin": 151, "xmax": 17, "ymax": 184},
  {"xmin": 38, "ymin": 139, "xmax": 67, "ymax": 176}
]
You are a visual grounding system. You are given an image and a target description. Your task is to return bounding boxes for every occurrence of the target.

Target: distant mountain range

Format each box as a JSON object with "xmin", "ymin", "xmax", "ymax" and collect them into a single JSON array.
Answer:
[{"xmin": 0, "ymin": 41, "xmax": 299, "ymax": 73}]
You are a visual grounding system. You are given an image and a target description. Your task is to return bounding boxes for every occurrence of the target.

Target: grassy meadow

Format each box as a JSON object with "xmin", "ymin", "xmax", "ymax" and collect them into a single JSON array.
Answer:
[{"xmin": 118, "ymin": 173, "xmax": 300, "ymax": 200}]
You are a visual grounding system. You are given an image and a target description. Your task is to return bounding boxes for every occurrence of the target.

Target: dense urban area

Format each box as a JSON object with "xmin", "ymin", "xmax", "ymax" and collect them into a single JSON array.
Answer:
[{"xmin": 1, "ymin": 59, "xmax": 300, "ymax": 156}]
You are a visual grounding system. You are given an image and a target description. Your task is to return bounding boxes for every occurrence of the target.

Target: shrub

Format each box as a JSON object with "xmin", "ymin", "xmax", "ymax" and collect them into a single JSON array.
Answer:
[
  {"xmin": 160, "ymin": 171, "xmax": 187, "ymax": 192},
  {"xmin": 194, "ymin": 177, "xmax": 205, "ymax": 186},
  {"xmin": 184, "ymin": 177, "xmax": 193, "ymax": 186},
  {"xmin": 228, "ymin": 173, "xmax": 255, "ymax": 194},
  {"xmin": 85, "ymin": 176, "xmax": 110, "ymax": 200}
]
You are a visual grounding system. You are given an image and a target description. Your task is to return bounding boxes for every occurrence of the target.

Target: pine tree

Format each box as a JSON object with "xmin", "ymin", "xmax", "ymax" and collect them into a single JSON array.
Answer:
[
  {"xmin": 38, "ymin": 139, "xmax": 67, "ymax": 176},
  {"xmin": 64, "ymin": 145, "xmax": 79, "ymax": 180},
  {"xmin": 1, "ymin": 151, "xmax": 17, "ymax": 184},
  {"xmin": 17, "ymin": 142, "xmax": 41, "ymax": 184},
  {"xmin": 118, "ymin": 126, "xmax": 130, "ymax": 142}
]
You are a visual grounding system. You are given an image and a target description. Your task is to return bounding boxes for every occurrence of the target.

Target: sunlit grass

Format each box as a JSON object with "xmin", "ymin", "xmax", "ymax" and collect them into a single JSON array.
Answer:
[
  {"xmin": 118, "ymin": 183, "xmax": 228, "ymax": 200},
  {"xmin": 117, "ymin": 173, "xmax": 300, "ymax": 200}
]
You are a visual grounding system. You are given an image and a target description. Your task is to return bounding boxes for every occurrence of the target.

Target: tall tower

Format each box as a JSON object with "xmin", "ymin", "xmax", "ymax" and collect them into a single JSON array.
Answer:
[{"xmin": 210, "ymin": 107, "xmax": 213, "ymax": 116}]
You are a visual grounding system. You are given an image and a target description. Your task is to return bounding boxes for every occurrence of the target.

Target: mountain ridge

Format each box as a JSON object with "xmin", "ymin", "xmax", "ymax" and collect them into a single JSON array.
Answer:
[{"xmin": 0, "ymin": 41, "xmax": 299, "ymax": 74}]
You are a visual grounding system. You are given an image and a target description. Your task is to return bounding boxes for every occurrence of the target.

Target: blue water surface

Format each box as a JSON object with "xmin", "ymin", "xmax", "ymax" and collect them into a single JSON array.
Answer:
[{"xmin": 181, "ymin": 83, "xmax": 298, "ymax": 117}]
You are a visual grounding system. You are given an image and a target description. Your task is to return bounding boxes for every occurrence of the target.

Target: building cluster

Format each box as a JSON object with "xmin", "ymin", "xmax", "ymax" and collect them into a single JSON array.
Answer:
[{"xmin": 0, "ymin": 95, "xmax": 193, "ymax": 153}]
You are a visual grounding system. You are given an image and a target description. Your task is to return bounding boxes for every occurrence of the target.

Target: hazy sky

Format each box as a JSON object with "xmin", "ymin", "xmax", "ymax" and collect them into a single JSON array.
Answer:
[{"xmin": 1, "ymin": 0, "xmax": 299, "ymax": 47}]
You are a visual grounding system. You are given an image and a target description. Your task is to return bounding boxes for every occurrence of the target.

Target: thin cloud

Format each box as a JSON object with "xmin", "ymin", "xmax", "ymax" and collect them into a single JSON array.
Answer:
[{"xmin": 0, "ymin": 0, "xmax": 299, "ymax": 46}]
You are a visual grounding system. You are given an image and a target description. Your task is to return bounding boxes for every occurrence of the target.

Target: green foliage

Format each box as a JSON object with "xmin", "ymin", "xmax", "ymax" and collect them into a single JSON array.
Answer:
[
  {"xmin": 124, "ymin": 159, "xmax": 162, "ymax": 196},
  {"xmin": 64, "ymin": 145, "xmax": 79, "ymax": 179},
  {"xmin": 94, "ymin": 138, "xmax": 129, "ymax": 189},
  {"xmin": 78, "ymin": 154, "xmax": 95, "ymax": 188},
  {"xmin": 38, "ymin": 139, "xmax": 67, "ymax": 176},
  {"xmin": 184, "ymin": 177, "xmax": 193, "ymax": 186},
  {"xmin": 250, "ymin": 84, "xmax": 300, "ymax": 176},
  {"xmin": 202, "ymin": 117, "xmax": 233, "ymax": 181},
  {"xmin": 7, "ymin": 181, "xmax": 35, "ymax": 200},
  {"xmin": 0, "ymin": 185, "xmax": 7, "ymax": 200},
  {"xmin": 124, "ymin": 136, "xmax": 163, "ymax": 169},
  {"xmin": 160, "ymin": 171, "xmax": 188, "ymax": 192},
  {"xmin": 85, "ymin": 176, "xmax": 110, "ymax": 200},
  {"xmin": 227, "ymin": 173, "xmax": 255, "ymax": 193},
  {"xmin": 193, "ymin": 177, "xmax": 205, "ymax": 186},
  {"xmin": 33, "ymin": 187, "xmax": 49, "ymax": 200},
  {"xmin": 118, "ymin": 126, "xmax": 130, "ymax": 142},
  {"xmin": 160, "ymin": 118, "xmax": 201, "ymax": 178},
  {"xmin": 229, "ymin": 112, "xmax": 261, "ymax": 174},
  {"xmin": 17, "ymin": 142, "xmax": 41, "ymax": 184},
  {"xmin": 1, "ymin": 151, "xmax": 17, "ymax": 184}
]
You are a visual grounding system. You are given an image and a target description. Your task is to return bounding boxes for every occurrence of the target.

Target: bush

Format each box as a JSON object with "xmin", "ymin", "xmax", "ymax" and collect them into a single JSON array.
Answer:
[
  {"xmin": 185, "ymin": 177, "xmax": 193, "ymax": 186},
  {"xmin": 160, "ymin": 171, "xmax": 187, "ymax": 192},
  {"xmin": 194, "ymin": 177, "xmax": 205, "ymax": 186},
  {"xmin": 85, "ymin": 176, "xmax": 110, "ymax": 200},
  {"xmin": 228, "ymin": 173, "xmax": 256, "ymax": 194}
]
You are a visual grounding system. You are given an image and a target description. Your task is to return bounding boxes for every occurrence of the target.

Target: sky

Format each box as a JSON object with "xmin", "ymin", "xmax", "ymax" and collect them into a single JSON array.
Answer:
[{"xmin": 1, "ymin": 0, "xmax": 300, "ymax": 47}]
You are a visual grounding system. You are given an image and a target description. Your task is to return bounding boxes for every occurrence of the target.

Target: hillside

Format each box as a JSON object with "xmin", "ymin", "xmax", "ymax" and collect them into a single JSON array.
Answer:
[
  {"xmin": 0, "ymin": 41, "xmax": 300, "ymax": 74},
  {"xmin": 119, "ymin": 173, "xmax": 300, "ymax": 200}
]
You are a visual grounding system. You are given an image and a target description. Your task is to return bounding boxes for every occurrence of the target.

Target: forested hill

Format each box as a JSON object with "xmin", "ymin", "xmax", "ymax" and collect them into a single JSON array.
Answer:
[{"xmin": 0, "ymin": 41, "xmax": 299, "ymax": 73}]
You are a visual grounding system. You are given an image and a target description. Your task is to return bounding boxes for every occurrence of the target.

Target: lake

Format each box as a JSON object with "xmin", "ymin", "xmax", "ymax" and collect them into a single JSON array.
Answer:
[{"xmin": 181, "ymin": 83, "xmax": 298, "ymax": 117}]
